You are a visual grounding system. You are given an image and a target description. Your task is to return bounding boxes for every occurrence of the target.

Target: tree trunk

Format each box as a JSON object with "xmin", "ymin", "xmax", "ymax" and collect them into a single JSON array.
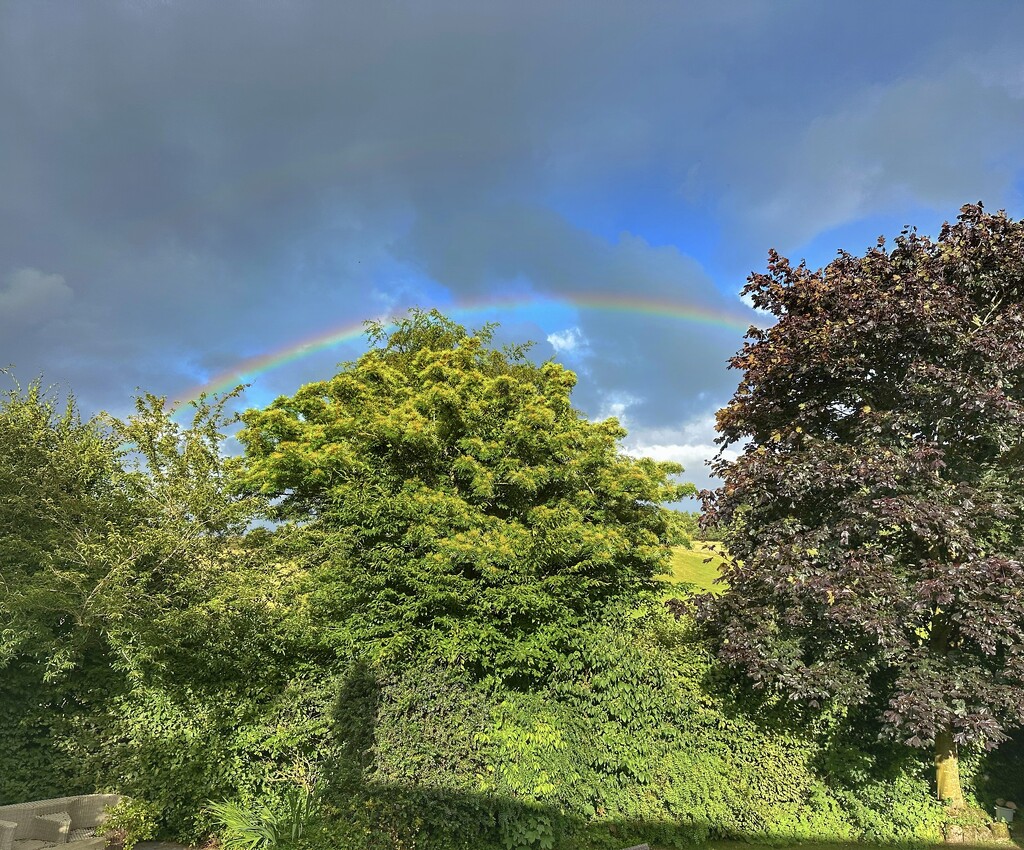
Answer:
[
  {"xmin": 929, "ymin": 615, "xmax": 964, "ymax": 806},
  {"xmin": 935, "ymin": 726, "xmax": 965, "ymax": 806}
]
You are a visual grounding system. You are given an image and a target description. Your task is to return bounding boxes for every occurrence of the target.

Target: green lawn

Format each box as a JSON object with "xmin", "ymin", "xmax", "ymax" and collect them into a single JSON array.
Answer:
[{"xmin": 666, "ymin": 542, "xmax": 728, "ymax": 594}]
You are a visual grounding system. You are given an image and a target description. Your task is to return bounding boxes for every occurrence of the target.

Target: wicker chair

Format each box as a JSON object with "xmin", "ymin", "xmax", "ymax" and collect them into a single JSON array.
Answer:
[{"xmin": 0, "ymin": 795, "xmax": 120, "ymax": 847}]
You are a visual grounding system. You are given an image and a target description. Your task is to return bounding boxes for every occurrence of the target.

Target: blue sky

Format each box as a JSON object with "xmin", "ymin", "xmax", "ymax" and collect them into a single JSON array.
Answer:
[{"xmin": 3, "ymin": 1, "xmax": 1024, "ymax": 492}]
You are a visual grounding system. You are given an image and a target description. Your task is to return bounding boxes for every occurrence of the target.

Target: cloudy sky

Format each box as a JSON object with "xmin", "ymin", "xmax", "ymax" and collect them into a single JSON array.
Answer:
[{"xmin": 3, "ymin": 1, "xmax": 1024, "ymax": 492}]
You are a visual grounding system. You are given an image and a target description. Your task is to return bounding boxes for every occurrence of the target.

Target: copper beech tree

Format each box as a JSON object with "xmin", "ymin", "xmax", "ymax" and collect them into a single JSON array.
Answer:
[{"xmin": 701, "ymin": 205, "xmax": 1024, "ymax": 805}]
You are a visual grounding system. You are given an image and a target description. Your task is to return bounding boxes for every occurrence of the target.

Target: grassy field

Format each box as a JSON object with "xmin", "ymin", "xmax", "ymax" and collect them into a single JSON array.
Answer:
[{"xmin": 666, "ymin": 541, "xmax": 728, "ymax": 594}]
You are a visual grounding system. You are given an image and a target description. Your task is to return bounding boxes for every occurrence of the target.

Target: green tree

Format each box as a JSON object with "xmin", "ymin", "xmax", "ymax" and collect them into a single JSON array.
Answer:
[
  {"xmin": 238, "ymin": 310, "xmax": 690, "ymax": 681},
  {"xmin": 0, "ymin": 375, "xmax": 125, "ymax": 675},
  {"xmin": 0, "ymin": 378, "xmax": 267, "ymax": 680},
  {"xmin": 0, "ymin": 376, "xmax": 128, "ymax": 802},
  {"xmin": 0, "ymin": 378, "xmax": 285, "ymax": 820},
  {"xmin": 85, "ymin": 394, "xmax": 319, "ymax": 839},
  {"xmin": 95, "ymin": 391, "xmax": 276, "ymax": 688},
  {"xmin": 700, "ymin": 205, "xmax": 1024, "ymax": 805}
]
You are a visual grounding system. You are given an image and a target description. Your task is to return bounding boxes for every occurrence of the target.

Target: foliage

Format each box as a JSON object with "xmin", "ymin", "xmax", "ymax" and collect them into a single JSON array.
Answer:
[
  {"xmin": 0, "ymin": 659, "xmax": 93, "ymax": 804},
  {"xmin": 102, "ymin": 798, "xmax": 159, "ymax": 850},
  {"xmin": 0, "ymin": 375, "xmax": 127, "ymax": 675},
  {"xmin": 77, "ymin": 394, "xmax": 326, "ymax": 840},
  {"xmin": 238, "ymin": 309, "xmax": 689, "ymax": 681},
  {"xmin": 0, "ymin": 381, "xmax": 298, "ymax": 833},
  {"xmin": 668, "ymin": 511, "xmax": 726, "ymax": 544},
  {"xmin": 0, "ymin": 314, "xmax": 959, "ymax": 849},
  {"xmin": 700, "ymin": 205, "xmax": 1024, "ymax": 796},
  {"xmin": 324, "ymin": 607, "xmax": 944, "ymax": 850},
  {"xmin": 208, "ymin": 777, "xmax": 324, "ymax": 850},
  {"xmin": 207, "ymin": 800, "xmax": 281, "ymax": 850},
  {"xmin": 0, "ymin": 376, "xmax": 127, "ymax": 804},
  {"xmin": 95, "ymin": 391, "xmax": 274, "ymax": 688},
  {"xmin": 663, "ymin": 511, "xmax": 695, "ymax": 548},
  {"xmin": 280, "ymin": 774, "xmax": 324, "ymax": 844}
]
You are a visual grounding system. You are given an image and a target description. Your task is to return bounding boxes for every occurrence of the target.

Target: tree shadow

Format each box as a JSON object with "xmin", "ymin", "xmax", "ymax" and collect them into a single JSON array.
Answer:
[{"xmin": 974, "ymin": 728, "xmax": 1024, "ymax": 811}]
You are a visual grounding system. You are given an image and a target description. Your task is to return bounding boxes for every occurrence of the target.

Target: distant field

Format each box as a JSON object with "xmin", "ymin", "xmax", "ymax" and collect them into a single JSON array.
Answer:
[{"xmin": 666, "ymin": 542, "xmax": 728, "ymax": 594}]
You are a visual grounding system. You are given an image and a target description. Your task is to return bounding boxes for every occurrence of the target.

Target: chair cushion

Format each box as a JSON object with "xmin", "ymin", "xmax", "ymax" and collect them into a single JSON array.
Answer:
[{"xmin": 32, "ymin": 812, "xmax": 71, "ymax": 844}]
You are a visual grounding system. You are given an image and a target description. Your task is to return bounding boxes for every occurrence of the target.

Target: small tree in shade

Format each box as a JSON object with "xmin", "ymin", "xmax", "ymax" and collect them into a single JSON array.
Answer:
[{"xmin": 700, "ymin": 204, "xmax": 1024, "ymax": 805}]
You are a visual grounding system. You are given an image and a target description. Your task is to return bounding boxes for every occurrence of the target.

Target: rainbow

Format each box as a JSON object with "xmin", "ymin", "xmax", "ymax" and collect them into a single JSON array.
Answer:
[{"xmin": 172, "ymin": 294, "xmax": 757, "ymax": 407}]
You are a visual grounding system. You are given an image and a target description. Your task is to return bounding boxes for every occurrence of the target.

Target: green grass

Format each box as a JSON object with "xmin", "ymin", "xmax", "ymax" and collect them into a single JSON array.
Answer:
[{"xmin": 666, "ymin": 542, "xmax": 728, "ymax": 594}]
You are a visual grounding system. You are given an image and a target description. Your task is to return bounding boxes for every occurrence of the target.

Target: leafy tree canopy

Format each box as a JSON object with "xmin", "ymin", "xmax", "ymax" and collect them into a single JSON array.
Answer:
[
  {"xmin": 701, "ymin": 204, "xmax": 1024, "ymax": 803},
  {"xmin": 239, "ymin": 309, "xmax": 691, "ymax": 680},
  {"xmin": 0, "ymin": 376, "xmax": 275, "ymax": 679},
  {"xmin": 0, "ymin": 375, "xmax": 125, "ymax": 675}
]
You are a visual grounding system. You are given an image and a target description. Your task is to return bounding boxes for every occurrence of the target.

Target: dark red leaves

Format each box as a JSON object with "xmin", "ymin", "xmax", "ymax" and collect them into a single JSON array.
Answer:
[{"xmin": 699, "ymin": 204, "xmax": 1024, "ymax": 750}]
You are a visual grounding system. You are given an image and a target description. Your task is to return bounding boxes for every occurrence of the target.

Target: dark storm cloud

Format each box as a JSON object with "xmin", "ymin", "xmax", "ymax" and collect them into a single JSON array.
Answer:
[
  {"xmin": 0, "ymin": 0, "xmax": 768, "ymax": 412},
  {"xmin": 0, "ymin": 268, "xmax": 73, "ymax": 326},
  {"xmin": 2, "ymin": 0, "xmax": 1023, "ymax": 437}
]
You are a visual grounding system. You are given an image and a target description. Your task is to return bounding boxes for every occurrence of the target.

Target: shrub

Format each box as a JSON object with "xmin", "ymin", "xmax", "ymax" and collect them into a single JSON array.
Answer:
[
  {"xmin": 207, "ymin": 800, "xmax": 281, "ymax": 850},
  {"xmin": 103, "ymin": 799, "xmax": 159, "ymax": 850}
]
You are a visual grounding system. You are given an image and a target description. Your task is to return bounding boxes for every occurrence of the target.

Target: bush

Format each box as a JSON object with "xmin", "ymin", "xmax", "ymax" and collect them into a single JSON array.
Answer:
[
  {"xmin": 103, "ymin": 798, "xmax": 160, "ymax": 850},
  {"xmin": 314, "ymin": 605, "xmax": 942, "ymax": 850}
]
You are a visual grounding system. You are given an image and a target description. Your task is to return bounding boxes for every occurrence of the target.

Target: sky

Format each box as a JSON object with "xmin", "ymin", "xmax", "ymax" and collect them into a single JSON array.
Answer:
[{"xmin": 3, "ymin": 1, "xmax": 1024, "ymax": 494}]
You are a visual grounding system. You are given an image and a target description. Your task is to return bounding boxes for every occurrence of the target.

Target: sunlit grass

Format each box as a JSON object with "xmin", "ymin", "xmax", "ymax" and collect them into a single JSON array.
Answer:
[{"xmin": 665, "ymin": 541, "xmax": 728, "ymax": 594}]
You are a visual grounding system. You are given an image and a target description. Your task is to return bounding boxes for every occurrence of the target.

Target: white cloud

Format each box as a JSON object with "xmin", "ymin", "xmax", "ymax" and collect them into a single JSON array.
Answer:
[
  {"xmin": 0, "ymin": 268, "xmax": 73, "ymax": 325},
  {"xmin": 592, "ymin": 391, "xmax": 641, "ymax": 425},
  {"xmin": 622, "ymin": 410, "xmax": 738, "ymax": 495},
  {"xmin": 546, "ymin": 326, "xmax": 586, "ymax": 353}
]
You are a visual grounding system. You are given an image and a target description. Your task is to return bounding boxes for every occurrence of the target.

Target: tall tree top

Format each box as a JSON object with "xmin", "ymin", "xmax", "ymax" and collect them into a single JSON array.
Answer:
[{"xmin": 239, "ymin": 309, "xmax": 691, "ymax": 679}]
